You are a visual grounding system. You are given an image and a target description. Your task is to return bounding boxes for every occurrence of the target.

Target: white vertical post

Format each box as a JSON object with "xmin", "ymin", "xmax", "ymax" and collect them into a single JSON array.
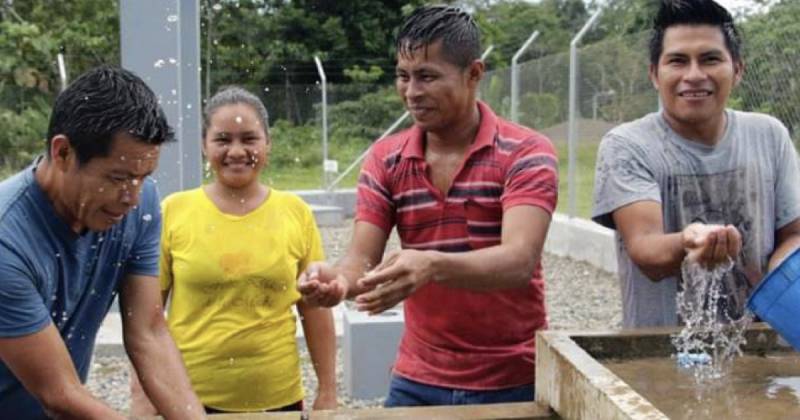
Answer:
[
  {"xmin": 57, "ymin": 53, "xmax": 68, "ymax": 92},
  {"xmin": 510, "ymin": 31, "xmax": 539, "ymax": 123},
  {"xmin": 480, "ymin": 44, "xmax": 494, "ymax": 61},
  {"xmin": 314, "ymin": 56, "xmax": 328, "ymax": 189},
  {"xmin": 568, "ymin": 9, "xmax": 602, "ymax": 218}
]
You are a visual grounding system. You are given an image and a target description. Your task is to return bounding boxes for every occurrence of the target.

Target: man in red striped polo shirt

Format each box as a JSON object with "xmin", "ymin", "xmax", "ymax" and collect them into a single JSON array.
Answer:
[{"xmin": 299, "ymin": 5, "xmax": 558, "ymax": 407}]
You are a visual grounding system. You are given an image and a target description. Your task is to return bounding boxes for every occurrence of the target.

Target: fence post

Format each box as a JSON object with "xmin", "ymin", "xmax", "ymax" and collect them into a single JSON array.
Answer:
[
  {"xmin": 314, "ymin": 56, "xmax": 329, "ymax": 190},
  {"xmin": 568, "ymin": 9, "xmax": 602, "ymax": 218},
  {"xmin": 511, "ymin": 31, "xmax": 539, "ymax": 123}
]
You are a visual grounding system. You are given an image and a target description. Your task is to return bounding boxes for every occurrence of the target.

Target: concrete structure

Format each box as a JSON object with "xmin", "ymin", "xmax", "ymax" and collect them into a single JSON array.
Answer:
[
  {"xmin": 544, "ymin": 213, "xmax": 617, "ymax": 274},
  {"xmin": 120, "ymin": 0, "xmax": 203, "ymax": 197},
  {"xmin": 535, "ymin": 324, "xmax": 788, "ymax": 419},
  {"xmin": 342, "ymin": 306, "xmax": 405, "ymax": 400}
]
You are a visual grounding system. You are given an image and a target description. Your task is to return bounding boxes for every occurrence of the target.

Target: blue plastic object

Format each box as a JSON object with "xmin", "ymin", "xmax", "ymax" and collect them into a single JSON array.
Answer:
[{"xmin": 747, "ymin": 247, "xmax": 800, "ymax": 351}]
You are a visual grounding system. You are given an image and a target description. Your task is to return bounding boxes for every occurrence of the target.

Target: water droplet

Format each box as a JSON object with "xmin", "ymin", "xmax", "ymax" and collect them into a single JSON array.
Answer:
[
  {"xmin": 263, "ymin": 87, "xmax": 270, "ymax": 92},
  {"xmin": 167, "ymin": 14, "xmax": 178, "ymax": 22},
  {"xmin": 171, "ymin": 89, "xmax": 177, "ymax": 95},
  {"xmin": 153, "ymin": 59, "xmax": 166, "ymax": 68},
  {"xmin": 142, "ymin": 214, "xmax": 153, "ymax": 222},
  {"xmin": 212, "ymin": 3, "xmax": 222, "ymax": 11},
  {"xmin": 168, "ymin": 58, "xmax": 178, "ymax": 65},
  {"xmin": 55, "ymin": 253, "xmax": 61, "ymax": 258}
]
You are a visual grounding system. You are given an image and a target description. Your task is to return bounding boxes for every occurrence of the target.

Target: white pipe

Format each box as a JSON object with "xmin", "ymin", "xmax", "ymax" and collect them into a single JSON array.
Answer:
[
  {"xmin": 57, "ymin": 53, "xmax": 68, "ymax": 92},
  {"xmin": 511, "ymin": 31, "xmax": 540, "ymax": 123},
  {"xmin": 314, "ymin": 56, "xmax": 328, "ymax": 189},
  {"xmin": 568, "ymin": 9, "xmax": 602, "ymax": 218}
]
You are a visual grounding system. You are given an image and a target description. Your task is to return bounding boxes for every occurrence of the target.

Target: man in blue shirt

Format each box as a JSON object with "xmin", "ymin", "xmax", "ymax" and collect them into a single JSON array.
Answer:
[{"xmin": 0, "ymin": 66, "xmax": 203, "ymax": 419}]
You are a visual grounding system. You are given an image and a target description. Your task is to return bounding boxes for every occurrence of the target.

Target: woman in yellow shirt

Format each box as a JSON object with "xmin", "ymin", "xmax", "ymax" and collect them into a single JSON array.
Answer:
[{"xmin": 132, "ymin": 86, "xmax": 337, "ymax": 414}]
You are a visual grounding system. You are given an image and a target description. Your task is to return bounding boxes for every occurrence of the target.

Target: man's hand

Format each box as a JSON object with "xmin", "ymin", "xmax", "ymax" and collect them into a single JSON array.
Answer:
[
  {"xmin": 354, "ymin": 249, "xmax": 436, "ymax": 314},
  {"xmin": 682, "ymin": 223, "xmax": 742, "ymax": 268},
  {"xmin": 298, "ymin": 262, "xmax": 349, "ymax": 307}
]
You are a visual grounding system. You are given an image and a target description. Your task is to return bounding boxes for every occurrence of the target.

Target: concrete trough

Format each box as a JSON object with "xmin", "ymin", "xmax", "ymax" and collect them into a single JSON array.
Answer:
[{"xmin": 535, "ymin": 323, "xmax": 792, "ymax": 419}]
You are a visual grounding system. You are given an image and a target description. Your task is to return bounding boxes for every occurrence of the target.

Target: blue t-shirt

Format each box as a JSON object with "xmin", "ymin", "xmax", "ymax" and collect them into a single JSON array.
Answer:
[{"xmin": 0, "ymin": 163, "xmax": 161, "ymax": 418}]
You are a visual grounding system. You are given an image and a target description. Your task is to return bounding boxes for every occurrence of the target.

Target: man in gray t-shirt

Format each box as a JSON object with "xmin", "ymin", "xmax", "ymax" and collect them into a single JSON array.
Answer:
[{"xmin": 592, "ymin": 0, "xmax": 800, "ymax": 328}]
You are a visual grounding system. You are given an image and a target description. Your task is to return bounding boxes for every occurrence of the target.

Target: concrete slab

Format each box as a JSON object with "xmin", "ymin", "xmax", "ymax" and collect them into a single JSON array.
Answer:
[
  {"xmin": 544, "ymin": 213, "xmax": 617, "ymax": 274},
  {"xmin": 309, "ymin": 204, "xmax": 344, "ymax": 227},
  {"xmin": 294, "ymin": 189, "xmax": 357, "ymax": 218}
]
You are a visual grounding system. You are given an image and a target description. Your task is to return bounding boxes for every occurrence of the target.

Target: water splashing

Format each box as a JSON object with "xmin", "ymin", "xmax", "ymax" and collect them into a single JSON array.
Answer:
[{"xmin": 672, "ymin": 258, "xmax": 753, "ymax": 383}]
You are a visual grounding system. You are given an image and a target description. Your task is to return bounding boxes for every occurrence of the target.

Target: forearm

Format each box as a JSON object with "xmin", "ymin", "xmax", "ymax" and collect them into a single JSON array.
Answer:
[
  {"xmin": 769, "ymin": 233, "xmax": 800, "ymax": 271},
  {"xmin": 627, "ymin": 232, "xmax": 686, "ymax": 281},
  {"xmin": 126, "ymin": 326, "xmax": 203, "ymax": 419},
  {"xmin": 299, "ymin": 304, "xmax": 337, "ymax": 393},
  {"xmin": 428, "ymin": 244, "xmax": 539, "ymax": 291}
]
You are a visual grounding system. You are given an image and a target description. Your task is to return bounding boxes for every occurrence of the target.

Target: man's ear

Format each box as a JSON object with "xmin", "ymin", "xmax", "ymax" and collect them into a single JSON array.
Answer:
[
  {"xmin": 467, "ymin": 59, "xmax": 485, "ymax": 86},
  {"xmin": 733, "ymin": 60, "xmax": 745, "ymax": 87},
  {"xmin": 648, "ymin": 63, "xmax": 659, "ymax": 91},
  {"xmin": 49, "ymin": 135, "xmax": 74, "ymax": 170}
]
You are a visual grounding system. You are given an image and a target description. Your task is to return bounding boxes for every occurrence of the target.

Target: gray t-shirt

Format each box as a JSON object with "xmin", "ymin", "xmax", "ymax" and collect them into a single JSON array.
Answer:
[{"xmin": 592, "ymin": 110, "xmax": 800, "ymax": 328}]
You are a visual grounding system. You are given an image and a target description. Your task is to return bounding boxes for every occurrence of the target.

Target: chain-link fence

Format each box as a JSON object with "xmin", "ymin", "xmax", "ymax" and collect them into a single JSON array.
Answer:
[{"xmin": 480, "ymin": 29, "xmax": 800, "ymax": 218}]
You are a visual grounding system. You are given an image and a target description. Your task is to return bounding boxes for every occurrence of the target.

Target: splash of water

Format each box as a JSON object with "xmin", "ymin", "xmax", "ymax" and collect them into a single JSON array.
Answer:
[{"xmin": 672, "ymin": 258, "xmax": 753, "ymax": 384}]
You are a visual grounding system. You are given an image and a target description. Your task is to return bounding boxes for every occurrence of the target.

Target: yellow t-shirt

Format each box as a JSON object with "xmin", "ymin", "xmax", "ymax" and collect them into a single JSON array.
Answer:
[{"xmin": 160, "ymin": 187, "xmax": 324, "ymax": 411}]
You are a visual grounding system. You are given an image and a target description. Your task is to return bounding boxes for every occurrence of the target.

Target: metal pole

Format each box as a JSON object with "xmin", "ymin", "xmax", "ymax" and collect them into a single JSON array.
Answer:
[
  {"xmin": 510, "ymin": 31, "xmax": 539, "ymax": 123},
  {"xmin": 480, "ymin": 44, "xmax": 494, "ymax": 61},
  {"xmin": 314, "ymin": 56, "xmax": 328, "ymax": 189},
  {"xmin": 57, "ymin": 53, "xmax": 68, "ymax": 92},
  {"xmin": 327, "ymin": 45, "xmax": 495, "ymax": 193},
  {"xmin": 568, "ymin": 9, "xmax": 602, "ymax": 218},
  {"xmin": 326, "ymin": 111, "xmax": 409, "ymax": 193}
]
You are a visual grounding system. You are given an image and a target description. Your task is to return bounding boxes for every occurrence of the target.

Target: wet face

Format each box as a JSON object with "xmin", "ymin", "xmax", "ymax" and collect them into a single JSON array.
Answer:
[
  {"xmin": 203, "ymin": 103, "xmax": 270, "ymax": 189},
  {"xmin": 56, "ymin": 133, "xmax": 160, "ymax": 232},
  {"xmin": 650, "ymin": 24, "xmax": 743, "ymax": 136},
  {"xmin": 395, "ymin": 40, "xmax": 482, "ymax": 133}
]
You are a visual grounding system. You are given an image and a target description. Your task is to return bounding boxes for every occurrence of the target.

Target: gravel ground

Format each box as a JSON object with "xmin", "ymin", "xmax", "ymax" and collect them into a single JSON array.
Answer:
[{"xmin": 86, "ymin": 220, "xmax": 621, "ymax": 413}]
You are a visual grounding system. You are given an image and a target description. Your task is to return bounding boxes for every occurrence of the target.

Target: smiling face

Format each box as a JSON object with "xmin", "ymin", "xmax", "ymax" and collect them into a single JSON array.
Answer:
[
  {"xmin": 650, "ymin": 24, "xmax": 743, "ymax": 140},
  {"xmin": 395, "ymin": 40, "xmax": 482, "ymax": 134},
  {"xmin": 203, "ymin": 103, "xmax": 270, "ymax": 189},
  {"xmin": 53, "ymin": 133, "xmax": 160, "ymax": 232}
]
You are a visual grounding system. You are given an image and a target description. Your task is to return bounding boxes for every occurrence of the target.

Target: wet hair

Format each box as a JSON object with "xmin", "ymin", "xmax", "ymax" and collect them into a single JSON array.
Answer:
[
  {"xmin": 202, "ymin": 86, "xmax": 270, "ymax": 138},
  {"xmin": 396, "ymin": 5, "xmax": 481, "ymax": 69},
  {"xmin": 47, "ymin": 65, "xmax": 173, "ymax": 165},
  {"xmin": 649, "ymin": 0, "xmax": 742, "ymax": 66}
]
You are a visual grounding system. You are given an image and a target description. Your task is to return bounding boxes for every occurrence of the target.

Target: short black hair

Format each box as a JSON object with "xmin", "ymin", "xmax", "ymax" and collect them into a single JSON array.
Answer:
[
  {"xmin": 396, "ymin": 5, "xmax": 481, "ymax": 69},
  {"xmin": 46, "ymin": 65, "xmax": 174, "ymax": 164},
  {"xmin": 649, "ymin": 0, "xmax": 742, "ymax": 66}
]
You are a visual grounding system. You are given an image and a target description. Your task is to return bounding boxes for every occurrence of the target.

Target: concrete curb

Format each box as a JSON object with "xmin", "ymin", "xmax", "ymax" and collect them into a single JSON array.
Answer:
[{"xmin": 544, "ymin": 213, "xmax": 617, "ymax": 274}]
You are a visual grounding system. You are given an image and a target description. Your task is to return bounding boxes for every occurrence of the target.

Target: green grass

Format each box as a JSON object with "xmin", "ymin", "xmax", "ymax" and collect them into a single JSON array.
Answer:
[
  {"xmin": 555, "ymin": 141, "xmax": 600, "ymax": 219},
  {"xmin": 259, "ymin": 163, "xmax": 360, "ymax": 191}
]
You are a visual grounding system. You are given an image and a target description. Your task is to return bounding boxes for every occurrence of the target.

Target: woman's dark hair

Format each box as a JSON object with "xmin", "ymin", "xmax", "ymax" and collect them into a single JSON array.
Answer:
[
  {"xmin": 649, "ymin": 0, "xmax": 742, "ymax": 66},
  {"xmin": 396, "ymin": 5, "xmax": 481, "ymax": 69},
  {"xmin": 202, "ymin": 86, "xmax": 270, "ymax": 138},
  {"xmin": 46, "ymin": 65, "xmax": 173, "ymax": 164}
]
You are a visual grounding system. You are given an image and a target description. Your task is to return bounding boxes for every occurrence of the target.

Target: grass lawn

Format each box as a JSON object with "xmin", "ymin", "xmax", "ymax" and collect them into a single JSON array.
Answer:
[
  {"xmin": 554, "ymin": 140, "xmax": 599, "ymax": 220},
  {"xmin": 260, "ymin": 163, "xmax": 360, "ymax": 191}
]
